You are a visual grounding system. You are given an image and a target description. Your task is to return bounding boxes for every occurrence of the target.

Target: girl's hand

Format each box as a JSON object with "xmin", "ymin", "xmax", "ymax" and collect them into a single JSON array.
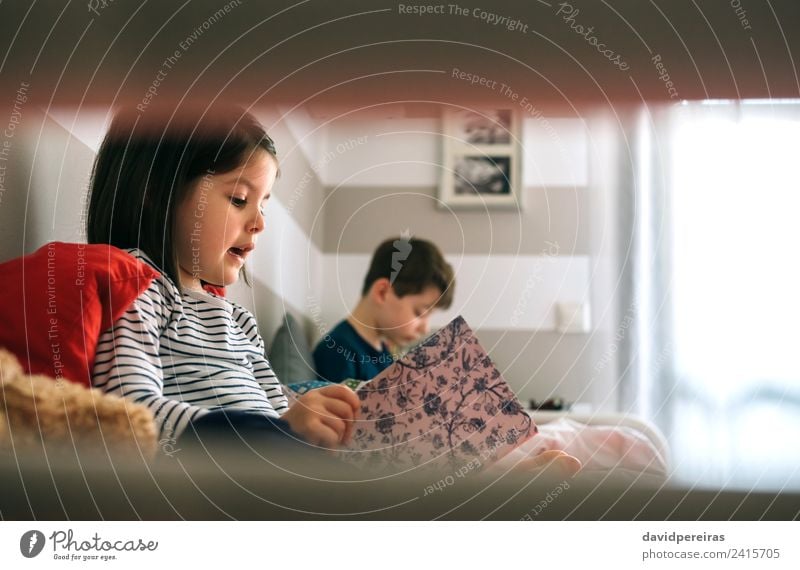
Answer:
[{"xmin": 282, "ymin": 384, "xmax": 360, "ymax": 448}]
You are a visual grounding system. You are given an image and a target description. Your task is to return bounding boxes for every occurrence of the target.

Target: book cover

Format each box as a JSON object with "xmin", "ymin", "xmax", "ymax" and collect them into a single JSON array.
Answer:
[{"xmin": 342, "ymin": 316, "xmax": 536, "ymax": 471}]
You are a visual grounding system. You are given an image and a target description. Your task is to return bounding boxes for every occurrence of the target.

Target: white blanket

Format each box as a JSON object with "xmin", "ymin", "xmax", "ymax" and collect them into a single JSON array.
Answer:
[{"xmin": 498, "ymin": 418, "xmax": 668, "ymax": 477}]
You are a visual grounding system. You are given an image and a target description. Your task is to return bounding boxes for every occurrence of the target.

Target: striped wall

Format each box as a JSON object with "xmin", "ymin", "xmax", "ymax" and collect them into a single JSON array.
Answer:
[
  {"xmin": 320, "ymin": 252, "xmax": 591, "ymax": 332},
  {"xmin": 287, "ymin": 112, "xmax": 617, "ymax": 410},
  {"xmin": 1, "ymin": 107, "xmax": 621, "ymax": 411}
]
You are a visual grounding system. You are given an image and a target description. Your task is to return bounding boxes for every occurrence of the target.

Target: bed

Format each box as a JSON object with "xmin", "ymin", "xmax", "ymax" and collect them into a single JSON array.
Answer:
[{"xmin": 518, "ymin": 411, "xmax": 670, "ymax": 483}]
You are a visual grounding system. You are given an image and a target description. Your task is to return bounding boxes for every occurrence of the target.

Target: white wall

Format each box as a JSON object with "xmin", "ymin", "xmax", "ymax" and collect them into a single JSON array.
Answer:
[{"xmin": 317, "ymin": 116, "xmax": 589, "ymax": 188}]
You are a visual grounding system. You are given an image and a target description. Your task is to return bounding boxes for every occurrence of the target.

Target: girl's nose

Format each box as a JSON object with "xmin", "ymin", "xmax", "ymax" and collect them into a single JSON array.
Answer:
[{"xmin": 249, "ymin": 209, "xmax": 265, "ymax": 233}]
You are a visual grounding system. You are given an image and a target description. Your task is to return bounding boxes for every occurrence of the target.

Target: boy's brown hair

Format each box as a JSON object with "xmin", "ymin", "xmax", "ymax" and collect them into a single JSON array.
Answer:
[{"xmin": 362, "ymin": 237, "xmax": 455, "ymax": 309}]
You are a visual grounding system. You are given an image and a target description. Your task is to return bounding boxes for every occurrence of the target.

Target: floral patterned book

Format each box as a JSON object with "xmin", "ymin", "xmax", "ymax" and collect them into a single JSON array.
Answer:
[{"xmin": 342, "ymin": 316, "xmax": 537, "ymax": 471}]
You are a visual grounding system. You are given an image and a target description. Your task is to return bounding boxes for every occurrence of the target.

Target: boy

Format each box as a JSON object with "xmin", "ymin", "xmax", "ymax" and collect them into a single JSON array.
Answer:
[
  {"xmin": 313, "ymin": 236, "xmax": 455, "ymax": 383},
  {"xmin": 309, "ymin": 238, "xmax": 582, "ymax": 475}
]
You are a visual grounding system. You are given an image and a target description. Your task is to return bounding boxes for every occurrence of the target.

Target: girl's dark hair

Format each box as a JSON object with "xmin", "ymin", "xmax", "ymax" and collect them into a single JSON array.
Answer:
[{"xmin": 87, "ymin": 105, "xmax": 277, "ymax": 287}]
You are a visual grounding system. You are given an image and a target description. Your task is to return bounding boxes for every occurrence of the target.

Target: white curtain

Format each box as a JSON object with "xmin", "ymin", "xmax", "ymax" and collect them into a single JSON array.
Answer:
[{"xmin": 619, "ymin": 100, "xmax": 800, "ymax": 491}]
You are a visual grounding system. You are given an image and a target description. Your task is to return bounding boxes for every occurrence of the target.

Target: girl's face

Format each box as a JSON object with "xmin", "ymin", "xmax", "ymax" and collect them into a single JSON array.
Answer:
[{"xmin": 175, "ymin": 149, "xmax": 278, "ymax": 290}]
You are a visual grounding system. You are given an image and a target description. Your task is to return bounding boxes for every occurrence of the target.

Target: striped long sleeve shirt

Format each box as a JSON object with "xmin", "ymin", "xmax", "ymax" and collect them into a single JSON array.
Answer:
[{"xmin": 91, "ymin": 248, "xmax": 288, "ymax": 441}]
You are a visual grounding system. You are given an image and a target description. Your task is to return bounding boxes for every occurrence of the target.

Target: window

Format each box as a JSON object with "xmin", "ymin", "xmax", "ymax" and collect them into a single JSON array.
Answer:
[{"xmin": 668, "ymin": 101, "xmax": 800, "ymax": 490}]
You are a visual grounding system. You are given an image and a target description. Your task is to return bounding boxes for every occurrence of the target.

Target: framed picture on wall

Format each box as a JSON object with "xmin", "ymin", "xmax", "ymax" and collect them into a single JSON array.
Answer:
[{"xmin": 439, "ymin": 108, "xmax": 522, "ymax": 210}]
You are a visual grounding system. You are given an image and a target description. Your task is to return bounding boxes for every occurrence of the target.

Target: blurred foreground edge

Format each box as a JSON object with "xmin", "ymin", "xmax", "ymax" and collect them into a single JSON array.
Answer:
[{"xmin": 1, "ymin": 446, "xmax": 798, "ymax": 521}]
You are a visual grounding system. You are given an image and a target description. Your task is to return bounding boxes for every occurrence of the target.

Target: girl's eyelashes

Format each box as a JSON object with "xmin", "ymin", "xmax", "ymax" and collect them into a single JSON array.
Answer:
[{"xmin": 230, "ymin": 195, "xmax": 268, "ymax": 216}]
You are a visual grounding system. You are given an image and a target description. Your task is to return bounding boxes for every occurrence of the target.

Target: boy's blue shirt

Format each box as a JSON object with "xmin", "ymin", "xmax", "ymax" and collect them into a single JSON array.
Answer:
[{"xmin": 312, "ymin": 319, "xmax": 394, "ymax": 383}]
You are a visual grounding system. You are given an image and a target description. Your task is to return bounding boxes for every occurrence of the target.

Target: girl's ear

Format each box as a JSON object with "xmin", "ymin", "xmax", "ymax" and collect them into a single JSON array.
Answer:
[{"xmin": 370, "ymin": 278, "xmax": 392, "ymax": 304}]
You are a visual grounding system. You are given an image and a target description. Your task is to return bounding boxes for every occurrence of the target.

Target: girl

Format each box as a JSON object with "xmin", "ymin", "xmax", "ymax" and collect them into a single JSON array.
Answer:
[{"xmin": 87, "ymin": 106, "xmax": 359, "ymax": 451}]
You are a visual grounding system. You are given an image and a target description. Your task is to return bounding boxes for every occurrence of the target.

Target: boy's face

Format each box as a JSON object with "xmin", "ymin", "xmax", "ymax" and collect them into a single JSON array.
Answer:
[{"xmin": 377, "ymin": 285, "xmax": 443, "ymax": 347}]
